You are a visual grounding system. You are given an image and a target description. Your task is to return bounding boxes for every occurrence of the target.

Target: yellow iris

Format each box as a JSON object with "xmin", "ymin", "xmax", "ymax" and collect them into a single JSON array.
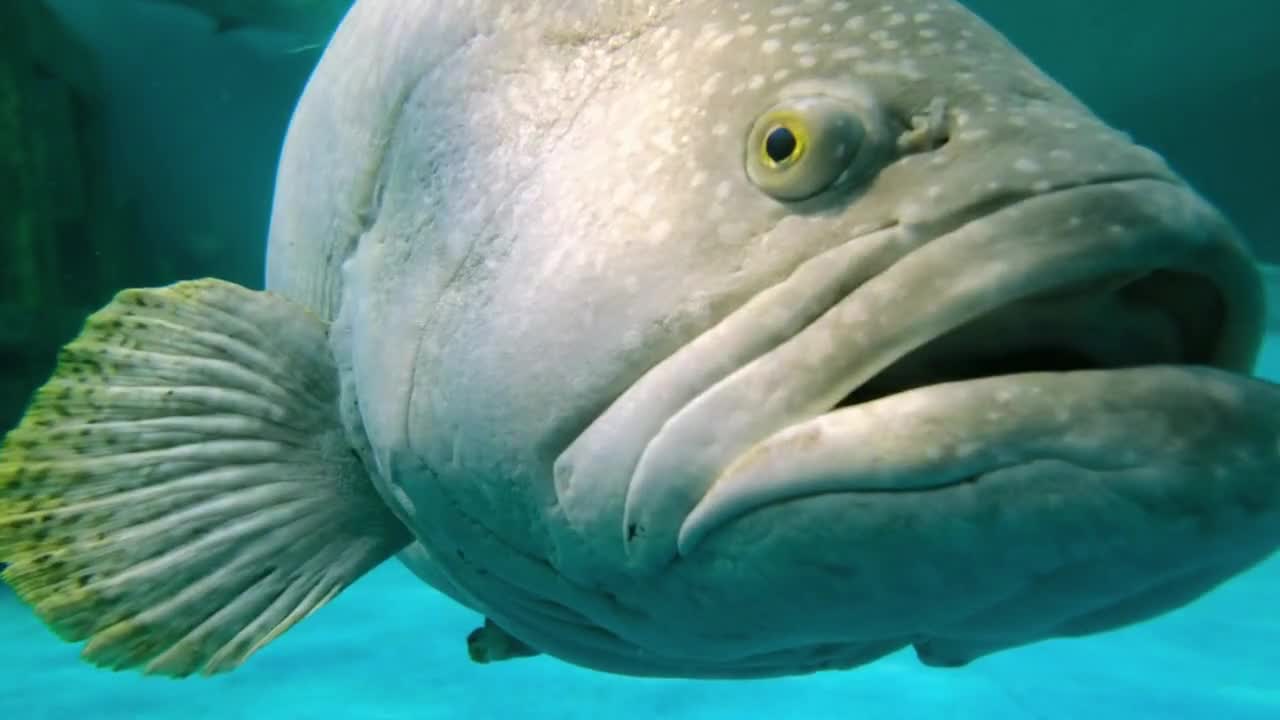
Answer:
[{"xmin": 760, "ymin": 115, "xmax": 809, "ymax": 170}]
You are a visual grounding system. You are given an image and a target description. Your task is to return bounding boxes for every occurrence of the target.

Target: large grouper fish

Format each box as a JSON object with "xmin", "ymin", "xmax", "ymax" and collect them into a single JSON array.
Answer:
[{"xmin": 1, "ymin": 0, "xmax": 1277, "ymax": 679}]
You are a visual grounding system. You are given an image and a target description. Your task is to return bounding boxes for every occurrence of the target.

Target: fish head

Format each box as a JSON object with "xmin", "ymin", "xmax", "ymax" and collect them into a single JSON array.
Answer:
[{"xmin": 285, "ymin": 0, "xmax": 1271, "ymax": 675}]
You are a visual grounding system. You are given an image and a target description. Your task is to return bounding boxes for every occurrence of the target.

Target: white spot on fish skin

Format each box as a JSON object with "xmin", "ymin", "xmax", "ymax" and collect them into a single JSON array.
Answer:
[
  {"xmin": 820, "ymin": 23, "xmax": 834, "ymax": 33},
  {"xmin": 832, "ymin": 46, "xmax": 866, "ymax": 60},
  {"xmin": 772, "ymin": 69, "xmax": 791, "ymax": 81},
  {"xmin": 701, "ymin": 73, "xmax": 724, "ymax": 95},
  {"xmin": 793, "ymin": 41, "xmax": 815, "ymax": 53},
  {"xmin": 918, "ymin": 28, "xmax": 938, "ymax": 39},
  {"xmin": 648, "ymin": 220, "xmax": 673, "ymax": 245},
  {"xmin": 771, "ymin": 4, "xmax": 798, "ymax": 16},
  {"xmin": 927, "ymin": 185, "xmax": 943, "ymax": 198},
  {"xmin": 634, "ymin": 193, "xmax": 657, "ymax": 218},
  {"xmin": 1031, "ymin": 180, "xmax": 1053, "ymax": 193},
  {"xmin": 715, "ymin": 181, "xmax": 733, "ymax": 201},
  {"xmin": 898, "ymin": 201, "xmax": 924, "ymax": 222},
  {"xmin": 738, "ymin": 24, "xmax": 758, "ymax": 37},
  {"xmin": 690, "ymin": 170, "xmax": 709, "ymax": 189},
  {"xmin": 914, "ymin": 12, "xmax": 934, "ymax": 22},
  {"xmin": 748, "ymin": 74, "xmax": 766, "ymax": 90},
  {"xmin": 716, "ymin": 220, "xmax": 751, "ymax": 245},
  {"xmin": 798, "ymin": 55, "xmax": 818, "ymax": 68},
  {"xmin": 711, "ymin": 122, "xmax": 729, "ymax": 136},
  {"xmin": 845, "ymin": 15, "xmax": 865, "ymax": 30},
  {"xmin": 887, "ymin": 12, "xmax": 907, "ymax": 26},
  {"xmin": 789, "ymin": 16, "xmax": 812, "ymax": 28},
  {"xmin": 762, "ymin": 38, "xmax": 782, "ymax": 53},
  {"xmin": 1014, "ymin": 157, "xmax": 1042, "ymax": 174},
  {"xmin": 612, "ymin": 180, "xmax": 636, "ymax": 206},
  {"xmin": 832, "ymin": 1, "xmax": 851, "ymax": 12}
]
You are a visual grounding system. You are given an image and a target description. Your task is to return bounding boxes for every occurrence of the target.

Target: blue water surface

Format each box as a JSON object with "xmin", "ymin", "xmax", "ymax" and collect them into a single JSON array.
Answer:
[{"xmin": 3, "ymin": 342, "xmax": 1278, "ymax": 719}]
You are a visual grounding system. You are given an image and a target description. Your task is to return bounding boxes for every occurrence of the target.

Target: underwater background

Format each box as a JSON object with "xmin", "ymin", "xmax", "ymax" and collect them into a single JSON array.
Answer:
[{"xmin": 1, "ymin": 1, "xmax": 1277, "ymax": 717}]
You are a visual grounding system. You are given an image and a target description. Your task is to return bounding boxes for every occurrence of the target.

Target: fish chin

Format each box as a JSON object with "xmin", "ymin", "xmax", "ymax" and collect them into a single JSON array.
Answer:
[{"xmin": 621, "ymin": 178, "xmax": 1265, "ymax": 568}]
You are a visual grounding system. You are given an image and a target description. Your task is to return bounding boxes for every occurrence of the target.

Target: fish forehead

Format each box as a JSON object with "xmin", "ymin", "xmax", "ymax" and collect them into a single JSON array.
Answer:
[
  {"xmin": 631, "ymin": 0, "xmax": 1090, "ymax": 154},
  {"xmin": 554, "ymin": 0, "xmax": 1067, "ymax": 100},
  {"xmin": 502, "ymin": 0, "xmax": 1134, "ymax": 266},
  {"xmin": 529, "ymin": 0, "xmax": 1109, "ymax": 201}
]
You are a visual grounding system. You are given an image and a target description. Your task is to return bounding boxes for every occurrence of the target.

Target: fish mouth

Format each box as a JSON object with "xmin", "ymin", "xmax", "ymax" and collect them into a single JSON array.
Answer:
[
  {"xmin": 825, "ymin": 266, "xmax": 1230, "ymax": 410},
  {"xmin": 617, "ymin": 177, "xmax": 1265, "ymax": 569}
]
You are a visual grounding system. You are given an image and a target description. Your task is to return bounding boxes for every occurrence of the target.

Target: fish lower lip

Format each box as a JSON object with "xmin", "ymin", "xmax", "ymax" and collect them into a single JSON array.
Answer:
[
  {"xmin": 676, "ymin": 364, "xmax": 1280, "ymax": 555},
  {"xmin": 623, "ymin": 178, "xmax": 1263, "ymax": 570}
]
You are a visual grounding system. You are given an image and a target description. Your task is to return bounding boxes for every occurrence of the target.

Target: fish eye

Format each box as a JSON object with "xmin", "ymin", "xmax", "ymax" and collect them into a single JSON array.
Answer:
[{"xmin": 746, "ymin": 99, "xmax": 867, "ymax": 201}]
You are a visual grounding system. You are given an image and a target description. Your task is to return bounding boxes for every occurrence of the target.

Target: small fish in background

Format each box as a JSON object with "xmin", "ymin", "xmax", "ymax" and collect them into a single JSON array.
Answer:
[
  {"xmin": 137, "ymin": 0, "xmax": 353, "ymax": 50},
  {"xmin": 1, "ymin": 0, "xmax": 1278, "ymax": 682}
]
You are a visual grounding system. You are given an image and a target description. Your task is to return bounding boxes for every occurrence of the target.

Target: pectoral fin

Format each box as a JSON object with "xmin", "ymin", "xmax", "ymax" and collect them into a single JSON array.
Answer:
[
  {"xmin": 466, "ymin": 618, "xmax": 539, "ymax": 664},
  {"xmin": 0, "ymin": 279, "xmax": 411, "ymax": 676}
]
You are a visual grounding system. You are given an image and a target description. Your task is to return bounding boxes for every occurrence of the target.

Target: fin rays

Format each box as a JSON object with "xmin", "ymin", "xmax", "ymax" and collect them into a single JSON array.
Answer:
[{"xmin": 0, "ymin": 279, "xmax": 411, "ymax": 676}]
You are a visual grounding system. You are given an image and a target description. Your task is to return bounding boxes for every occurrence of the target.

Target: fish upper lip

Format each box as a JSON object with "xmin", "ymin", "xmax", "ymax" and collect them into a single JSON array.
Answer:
[{"xmin": 615, "ymin": 176, "xmax": 1263, "ymax": 571}]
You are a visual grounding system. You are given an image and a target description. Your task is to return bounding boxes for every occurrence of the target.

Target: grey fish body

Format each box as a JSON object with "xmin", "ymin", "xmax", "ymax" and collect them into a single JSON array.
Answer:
[
  {"xmin": 266, "ymin": 0, "xmax": 1274, "ymax": 676},
  {"xmin": 2, "ymin": 0, "xmax": 1275, "ymax": 680}
]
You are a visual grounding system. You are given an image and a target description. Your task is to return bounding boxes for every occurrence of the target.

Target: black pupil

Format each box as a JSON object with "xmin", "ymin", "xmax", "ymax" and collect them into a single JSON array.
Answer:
[{"xmin": 765, "ymin": 126, "xmax": 798, "ymax": 163}]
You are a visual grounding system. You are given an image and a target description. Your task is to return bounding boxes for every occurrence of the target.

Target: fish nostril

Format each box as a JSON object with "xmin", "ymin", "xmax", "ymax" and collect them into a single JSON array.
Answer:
[{"xmin": 897, "ymin": 98, "xmax": 951, "ymax": 155}]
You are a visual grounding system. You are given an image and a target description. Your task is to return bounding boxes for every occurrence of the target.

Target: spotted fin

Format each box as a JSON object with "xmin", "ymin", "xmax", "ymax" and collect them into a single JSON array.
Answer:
[{"xmin": 0, "ymin": 279, "xmax": 411, "ymax": 676}]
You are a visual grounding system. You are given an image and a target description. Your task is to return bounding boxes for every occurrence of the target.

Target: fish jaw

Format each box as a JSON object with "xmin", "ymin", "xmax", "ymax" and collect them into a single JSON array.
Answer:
[{"xmin": 613, "ymin": 177, "xmax": 1265, "ymax": 571}]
